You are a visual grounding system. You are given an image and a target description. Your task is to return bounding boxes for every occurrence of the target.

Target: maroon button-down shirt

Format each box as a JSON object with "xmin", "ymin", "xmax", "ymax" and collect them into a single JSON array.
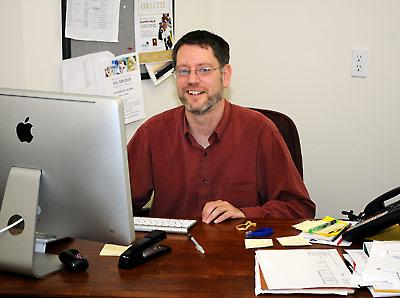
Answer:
[{"xmin": 127, "ymin": 100, "xmax": 315, "ymax": 219}]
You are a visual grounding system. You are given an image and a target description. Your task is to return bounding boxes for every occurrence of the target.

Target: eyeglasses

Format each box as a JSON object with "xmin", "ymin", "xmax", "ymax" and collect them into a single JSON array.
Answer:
[{"xmin": 174, "ymin": 66, "xmax": 221, "ymax": 78}]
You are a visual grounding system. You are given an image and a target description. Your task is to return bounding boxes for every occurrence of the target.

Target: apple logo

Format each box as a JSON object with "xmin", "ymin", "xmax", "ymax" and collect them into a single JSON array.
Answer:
[{"xmin": 16, "ymin": 117, "xmax": 34, "ymax": 143}]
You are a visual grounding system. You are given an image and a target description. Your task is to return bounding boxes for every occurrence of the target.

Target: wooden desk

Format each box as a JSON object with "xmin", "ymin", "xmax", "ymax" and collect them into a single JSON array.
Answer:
[{"xmin": 0, "ymin": 219, "xmax": 372, "ymax": 297}]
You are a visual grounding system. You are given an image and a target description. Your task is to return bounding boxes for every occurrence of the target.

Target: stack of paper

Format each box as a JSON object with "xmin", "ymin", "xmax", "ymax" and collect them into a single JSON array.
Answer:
[
  {"xmin": 255, "ymin": 249, "xmax": 358, "ymax": 295},
  {"xmin": 345, "ymin": 241, "xmax": 400, "ymax": 297},
  {"xmin": 293, "ymin": 217, "xmax": 353, "ymax": 246}
]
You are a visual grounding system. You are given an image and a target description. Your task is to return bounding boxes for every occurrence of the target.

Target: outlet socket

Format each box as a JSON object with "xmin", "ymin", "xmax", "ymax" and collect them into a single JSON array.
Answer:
[{"xmin": 352, "ymin": 48, "xmax": 368, "ymax": 78}]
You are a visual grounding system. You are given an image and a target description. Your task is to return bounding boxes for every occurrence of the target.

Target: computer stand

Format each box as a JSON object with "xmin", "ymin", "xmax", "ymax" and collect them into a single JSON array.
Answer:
[{"xmin": 0, "ymin": 167, "xmax": 63, "ymax": 278}]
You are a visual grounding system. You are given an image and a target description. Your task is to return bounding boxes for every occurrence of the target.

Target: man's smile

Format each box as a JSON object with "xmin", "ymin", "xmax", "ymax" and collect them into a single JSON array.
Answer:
[{"xmin": 187, "ymin": 90, "xmax": 206, "ymax": 96}]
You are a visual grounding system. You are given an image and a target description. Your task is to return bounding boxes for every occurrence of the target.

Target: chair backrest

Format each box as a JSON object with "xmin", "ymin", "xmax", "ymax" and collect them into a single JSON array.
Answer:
[{"xmin": 250, "ymin": 108, "xmax": 303, "ymax": 178}]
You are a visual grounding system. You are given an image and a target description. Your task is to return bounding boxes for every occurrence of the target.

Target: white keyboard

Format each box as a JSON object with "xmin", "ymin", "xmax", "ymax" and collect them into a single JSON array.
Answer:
[{"xmin": 134, "ymin": 217, "xmax": 197, "ymax": 234}]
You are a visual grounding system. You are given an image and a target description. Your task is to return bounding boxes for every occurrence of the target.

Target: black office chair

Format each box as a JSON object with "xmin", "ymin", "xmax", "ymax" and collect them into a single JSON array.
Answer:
[{"xmin": 249, "ymin": 108, "xmax": 303, "ymax": 178}]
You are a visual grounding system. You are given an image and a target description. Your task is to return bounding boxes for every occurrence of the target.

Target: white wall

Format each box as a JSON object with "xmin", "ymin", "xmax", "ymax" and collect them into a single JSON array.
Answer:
[
  {"xmin": 0, "ymin": 0, "xmax": 62, "ymax": 90},
  {"xmin": 0, "ymin": 0, "xmax": 25, "ymax": 88},
  {"xmin": 1, "ymin": 0, "xmax": 399, "ymax": 218}
]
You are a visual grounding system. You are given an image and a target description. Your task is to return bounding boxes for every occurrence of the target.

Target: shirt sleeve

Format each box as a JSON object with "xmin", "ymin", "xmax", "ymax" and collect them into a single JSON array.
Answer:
[
  {"xmin": 127, "ymin": 126, "xmax": 154, "ymax": 215},
  {"xmin": 241, "ymin": 122, "xmax": 316, "ymax": 219}
]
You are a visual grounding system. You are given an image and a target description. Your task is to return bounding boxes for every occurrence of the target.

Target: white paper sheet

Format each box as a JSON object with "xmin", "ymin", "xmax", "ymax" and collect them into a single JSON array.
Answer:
[
  {"xmin": 62, "ymin": 51, "xmax": 145, "ymax": 124},
  {"xmin": 62, "ymin": 51, "xmax": 114, "ymax": 95},
  {"xmin": 254, "ymin": 256, "xmax": 355, "ymax": 296},
  {"xmin": 255, "ymin": 249, "xmax": 357, "ymax": 290},
  {"xmin": 346, "ymin": 242, "xmax": 400, "ymax": 295},
  {"xmin": 66, "ymin": 0, "xmax": 120, "ymax": 42},
  {"xmin": 363, "ymin": 241, "xmax": 400, "ymax": 283}
]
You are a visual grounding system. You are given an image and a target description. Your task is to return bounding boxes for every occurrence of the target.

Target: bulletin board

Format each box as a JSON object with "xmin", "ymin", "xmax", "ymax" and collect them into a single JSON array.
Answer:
[{"xmin": 61, "ymin": 0, "xmax": 174, "ymax": 80}]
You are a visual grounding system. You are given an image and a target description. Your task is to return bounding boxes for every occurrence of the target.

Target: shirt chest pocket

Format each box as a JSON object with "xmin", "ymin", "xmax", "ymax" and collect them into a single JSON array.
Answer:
[{"xmin": 223, "ymin": 183, "xmax": 257, "ymax": 208}]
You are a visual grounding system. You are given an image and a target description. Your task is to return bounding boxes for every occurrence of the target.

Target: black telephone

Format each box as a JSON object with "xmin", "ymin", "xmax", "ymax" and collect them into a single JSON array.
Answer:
[{"xmin": 341, "ymin": 186, "xmax": 400, "ymax": 242}]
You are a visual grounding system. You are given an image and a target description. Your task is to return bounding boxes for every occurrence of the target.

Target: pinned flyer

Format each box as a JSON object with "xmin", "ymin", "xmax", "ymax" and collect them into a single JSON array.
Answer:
[
  {"xmin": 62, "ymin": 51, "xmax": 145, "ymax": 124},
  {"xmin": 104, "ymin": 53, "xmax": 145, "ymax": 124}
]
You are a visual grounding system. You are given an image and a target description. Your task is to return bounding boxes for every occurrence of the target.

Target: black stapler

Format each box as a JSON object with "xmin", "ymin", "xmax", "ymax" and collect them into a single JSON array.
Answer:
[{"xmin": 118, "ymin": 230, "xmax": 171, "ymax": 269}]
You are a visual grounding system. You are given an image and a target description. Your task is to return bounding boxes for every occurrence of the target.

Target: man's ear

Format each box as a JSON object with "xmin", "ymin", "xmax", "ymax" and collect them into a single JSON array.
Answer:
[{"xmin": 222, "ymin": 64, "xmax": 232, "ymax": 88}]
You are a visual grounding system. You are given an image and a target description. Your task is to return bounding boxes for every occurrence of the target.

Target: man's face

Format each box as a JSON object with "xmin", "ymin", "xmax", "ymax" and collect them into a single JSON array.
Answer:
[{"xmin": 175, "ymin": 44, "xmax": 231, "ymax": 115}]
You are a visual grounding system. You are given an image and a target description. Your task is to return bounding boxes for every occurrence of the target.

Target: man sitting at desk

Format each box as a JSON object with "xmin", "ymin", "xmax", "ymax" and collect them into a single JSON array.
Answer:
[{"xmin": 127, "ymin": 30, "xmax": 315, "ymax": 223}]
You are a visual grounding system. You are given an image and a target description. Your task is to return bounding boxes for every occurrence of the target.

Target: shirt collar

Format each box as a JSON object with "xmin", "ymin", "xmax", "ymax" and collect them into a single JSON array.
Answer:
[{"xmin": 214, "ymin": 99, "xmax": 231, "ymax": 141}]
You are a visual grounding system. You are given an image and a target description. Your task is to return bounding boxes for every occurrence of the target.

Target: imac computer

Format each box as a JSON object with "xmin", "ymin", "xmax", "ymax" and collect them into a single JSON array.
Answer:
[{"xmin": 0, "ymin": 88, "xmax": 135, "ymax": 277}]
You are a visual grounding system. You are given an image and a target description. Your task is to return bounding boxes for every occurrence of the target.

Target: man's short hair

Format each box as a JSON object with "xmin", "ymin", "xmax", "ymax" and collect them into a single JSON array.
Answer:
[{"xmin": 172, "ymin": 30, "xmax": 230, "ymax": 68}]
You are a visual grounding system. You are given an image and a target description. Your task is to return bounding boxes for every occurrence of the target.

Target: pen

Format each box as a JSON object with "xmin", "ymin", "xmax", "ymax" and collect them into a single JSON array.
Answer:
[
  {"xmin": 343, "ymin": 258, "xmax": 354, "ymax": 273},
  {"xmin": 331, "ymin": 223, "xmax": 351, "ymax": 242},
  {"xmin": 308, "ymin": 219, "xmax": 337, "ymax": 233},
  {"xmin": 187, "ymin": 233, "xmax": 205, "ymax": 254}
]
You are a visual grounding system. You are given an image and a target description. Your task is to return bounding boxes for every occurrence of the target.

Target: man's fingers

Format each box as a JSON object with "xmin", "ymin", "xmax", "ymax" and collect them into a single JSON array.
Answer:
[
  {"xmin": 202, "ymin": 200, "xmax": 245, "ymax": 224},
  {"xmin": 203, "ymin": 203, "xmax": 226, "ymax": 224}
]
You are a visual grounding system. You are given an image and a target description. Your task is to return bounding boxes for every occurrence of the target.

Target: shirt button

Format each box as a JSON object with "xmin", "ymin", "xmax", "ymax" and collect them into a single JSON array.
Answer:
[
  {"xmin": 202, "ymin": 178, "xmax": 207, "ymax": 184},
  {"xmin": 203, "ymin": 152, "xmax": 207, "ymax": 157}
]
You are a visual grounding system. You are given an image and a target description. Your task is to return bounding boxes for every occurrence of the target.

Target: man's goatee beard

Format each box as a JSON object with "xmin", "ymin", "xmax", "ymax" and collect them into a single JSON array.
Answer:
[{"xmin": 180, "ymin": 94, "xmax": 222, "ymax": 115}]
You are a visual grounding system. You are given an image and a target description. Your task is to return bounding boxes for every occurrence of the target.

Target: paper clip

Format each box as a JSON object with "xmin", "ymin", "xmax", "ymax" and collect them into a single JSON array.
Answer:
[{"xmin": 235, "ymin": 221, "xmax": 256, "ymax": 231}]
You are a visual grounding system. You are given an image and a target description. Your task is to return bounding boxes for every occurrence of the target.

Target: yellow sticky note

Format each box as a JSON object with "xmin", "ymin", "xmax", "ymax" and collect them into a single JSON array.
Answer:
[
  {"xmin": 277, "ymin": 235, "xmax": 311, "ymax": 246},
  {"xmin": 100, "ymin": 244, "xmax": 130, "ymax": 256},
  {"xmin": 292, "ymin": 220, "xmax": 325, "ymax": 232},
  {"xmin": 245, "ymin": 238, "xmax": 273, "ymax": 249}
]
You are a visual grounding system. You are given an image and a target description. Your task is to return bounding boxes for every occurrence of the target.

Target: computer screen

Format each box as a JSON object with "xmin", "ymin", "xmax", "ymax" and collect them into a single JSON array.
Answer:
[{"xmin": 0, "ymin": 88, "xmax": 135, "ymax": 277}]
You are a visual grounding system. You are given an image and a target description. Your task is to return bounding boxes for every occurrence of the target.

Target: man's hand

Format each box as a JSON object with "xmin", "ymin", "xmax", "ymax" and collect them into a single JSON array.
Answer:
[{"xmin": 202, "ymin": 200, "xmax": 245, "ymax": 224}]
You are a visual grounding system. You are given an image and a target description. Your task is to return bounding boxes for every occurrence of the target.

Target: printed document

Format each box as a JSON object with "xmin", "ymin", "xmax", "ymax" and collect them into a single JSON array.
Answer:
[
  {"xmin": 104, "ymin": 52, "xmax": 145, "ymax": 123},
  {"xmin": 255, "ymin": 249, "xmax": 357, "ymax": 295},
  {"xmin": 62, "ymin": 51, "xmax": 145, "ymax": 124},
  {"xmin": 65, "ymin": 0, "xmax": 120, "ymax": 42}
]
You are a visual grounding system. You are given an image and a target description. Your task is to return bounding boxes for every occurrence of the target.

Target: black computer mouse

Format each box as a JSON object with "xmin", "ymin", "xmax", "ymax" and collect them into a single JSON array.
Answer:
[{"xmin": 58, "ymin": 249, "xmax": 89, "ymax": 272}]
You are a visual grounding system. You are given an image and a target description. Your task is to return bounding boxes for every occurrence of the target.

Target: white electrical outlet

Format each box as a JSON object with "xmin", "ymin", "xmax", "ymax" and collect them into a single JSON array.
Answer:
[{"xmin": 352, "ymin": 47, "xmax": 368, "ymax": 78}]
